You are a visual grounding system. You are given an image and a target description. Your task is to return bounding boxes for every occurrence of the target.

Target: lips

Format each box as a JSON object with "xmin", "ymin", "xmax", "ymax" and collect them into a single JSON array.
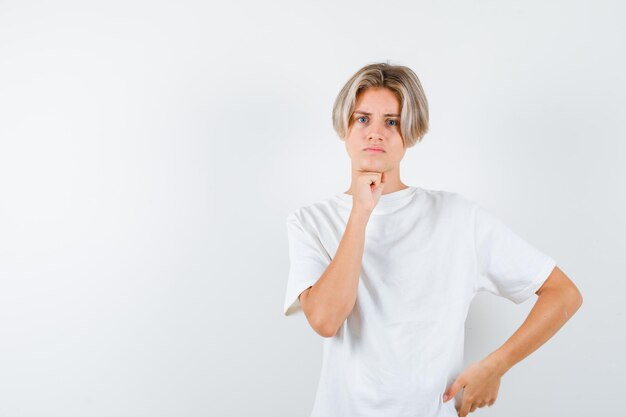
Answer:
[{"xmin": 364, "ymin": 147, "xmax": 385, "ymax": 152}]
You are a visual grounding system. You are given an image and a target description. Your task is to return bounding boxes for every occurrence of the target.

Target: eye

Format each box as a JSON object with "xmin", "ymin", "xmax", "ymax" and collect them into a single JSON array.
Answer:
[
  {"xmin": 387, "ymin": 119, "xmax": 398, "ymax": 126},
  {"xmin": 357, "ymin": 116, "xmax": 368, "ymax": 123}
]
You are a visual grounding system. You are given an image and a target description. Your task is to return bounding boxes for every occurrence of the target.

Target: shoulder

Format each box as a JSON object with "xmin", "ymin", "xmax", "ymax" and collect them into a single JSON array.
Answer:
[
  {"xmin": 417, "ymin": 186, "xmax": 478, "ymax": 214},
  {"xmin": 286, "ymin": 194, "xmax": 339, "ymax": 227}
]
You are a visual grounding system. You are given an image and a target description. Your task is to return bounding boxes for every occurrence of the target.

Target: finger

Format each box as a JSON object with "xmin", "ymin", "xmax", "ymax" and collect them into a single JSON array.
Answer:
[
  {"xmin": 443, "ymin": 379, "xmax": 463, "ymax": 402},
  {"xmin": 459, "ymin": 397, "xmax": 472, "ymax": 417}
]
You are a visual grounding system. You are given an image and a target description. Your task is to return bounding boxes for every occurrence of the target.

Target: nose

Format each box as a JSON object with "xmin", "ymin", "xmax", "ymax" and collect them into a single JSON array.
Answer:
[
  {"xmin": 367, "ymin": 129, "xmax": 383, "ymax": 141},
  {"xmin": 367, "ymin": 119, "xmax": 385, "ymax": 142}
]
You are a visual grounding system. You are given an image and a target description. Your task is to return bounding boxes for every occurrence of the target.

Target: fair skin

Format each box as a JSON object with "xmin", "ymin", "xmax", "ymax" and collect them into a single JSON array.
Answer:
[
  {"xmin": 298, "ymin": 87, "xmax": 404, "ymax": 337},
  {"xmin": 342, "ymin": 86, "xmax": 409, "ymax": 200},
  {"xmin": 299, "ymin": 88, "xmax": 407, "ymax": 337},
  {"xmin": 443, "ymin": 265, "xmax": 582, "ymax": 416},
  {"xmin": 302, "ymin": 86, "xmax": 583, "ymax": 416}
]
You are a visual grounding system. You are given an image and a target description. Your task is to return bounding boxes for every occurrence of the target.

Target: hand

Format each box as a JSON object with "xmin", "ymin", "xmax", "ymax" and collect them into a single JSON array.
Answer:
[
  {"xmin": 442, "ymin": 357, "xmax": 504, "ymax": 417},
  {"xmin": 351, "ymin": 170, "xmax": 386, "ymax": 213}
]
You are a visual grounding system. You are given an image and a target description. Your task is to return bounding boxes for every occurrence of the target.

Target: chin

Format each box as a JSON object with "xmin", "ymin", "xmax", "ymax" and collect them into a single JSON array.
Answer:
[{"xmin": 357, "ymin": 159, "xmax": 387, "ymax": 171}]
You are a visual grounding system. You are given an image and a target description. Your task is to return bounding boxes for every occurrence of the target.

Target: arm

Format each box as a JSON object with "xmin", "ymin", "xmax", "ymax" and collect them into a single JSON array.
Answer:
[
  {"xmin": 486, "ymin": 265, "xmax": 583, "ymax": 374},
  {"xmin": 299, "ymin": 207, "xmax": 371, "ymax": 338},
  {"xmin": 444, "ymin": 266, "xmax": 583, "ymax": 416}
]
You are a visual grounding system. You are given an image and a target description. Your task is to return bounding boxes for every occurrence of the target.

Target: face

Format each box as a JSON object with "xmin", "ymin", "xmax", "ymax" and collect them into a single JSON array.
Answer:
[{"xmin": 344, "ymin": 87, "xmax": 406, "ymax": 173}]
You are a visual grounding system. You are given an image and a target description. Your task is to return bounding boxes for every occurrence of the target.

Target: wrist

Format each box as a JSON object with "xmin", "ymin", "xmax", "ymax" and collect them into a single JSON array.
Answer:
[
  {"xmin": 350, "ymin": 207, "xmax": 372, "ymax": 220},
  {"xmin": 485, "ymin": 350, "xmax": 512, "ymax": 377}
]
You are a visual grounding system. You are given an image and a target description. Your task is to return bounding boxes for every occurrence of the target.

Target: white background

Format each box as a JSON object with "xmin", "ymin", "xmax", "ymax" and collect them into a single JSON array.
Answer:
[{"xmin": 0, "ymin": 1, "xmax": 624, "ymax": 416}]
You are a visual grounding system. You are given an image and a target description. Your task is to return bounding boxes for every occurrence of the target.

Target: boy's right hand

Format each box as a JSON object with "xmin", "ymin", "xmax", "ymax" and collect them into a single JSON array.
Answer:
[{"xmin": 352, "ymin": 171, "xmax": 386, "ymax": 214}]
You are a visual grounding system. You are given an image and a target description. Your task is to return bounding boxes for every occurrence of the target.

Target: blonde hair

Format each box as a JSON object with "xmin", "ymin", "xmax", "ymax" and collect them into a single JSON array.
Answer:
[{"xmin": 332, "ymin": 61, "xmax": 429, "ymax": 148}]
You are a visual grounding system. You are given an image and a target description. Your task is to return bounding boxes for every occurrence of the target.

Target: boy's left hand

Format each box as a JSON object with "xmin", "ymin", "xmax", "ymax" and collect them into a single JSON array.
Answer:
[{"xmin": 442, "ymin": 357, "xmax": 504, "ymax": 417}]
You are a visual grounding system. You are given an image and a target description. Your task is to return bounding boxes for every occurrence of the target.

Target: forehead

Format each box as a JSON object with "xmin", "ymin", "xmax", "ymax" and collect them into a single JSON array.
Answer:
[{"xmin": 354, "ymin": 87, "xmax": 400, "ymax": 112}]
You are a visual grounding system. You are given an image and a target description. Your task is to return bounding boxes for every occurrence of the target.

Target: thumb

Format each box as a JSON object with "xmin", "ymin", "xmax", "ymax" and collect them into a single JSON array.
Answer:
[{"xmin": 443, "ymin": 378, "xmax": 463, "ymax": 402}]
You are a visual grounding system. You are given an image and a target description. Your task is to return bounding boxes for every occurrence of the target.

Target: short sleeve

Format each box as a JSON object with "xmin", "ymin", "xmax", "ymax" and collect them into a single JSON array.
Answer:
[
  {"xmin": 283, "ymin": 212, "xmax": 331, "ymax": 316},
  {"xmin": 473, "ymin": 203, "xmax": 557, "ymax": 304}
]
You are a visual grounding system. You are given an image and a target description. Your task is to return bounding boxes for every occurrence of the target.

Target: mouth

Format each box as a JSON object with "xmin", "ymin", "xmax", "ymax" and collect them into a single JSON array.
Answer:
[{"xmin": 364, "ymin": 148, "xmax": 385, "ymax": 153}]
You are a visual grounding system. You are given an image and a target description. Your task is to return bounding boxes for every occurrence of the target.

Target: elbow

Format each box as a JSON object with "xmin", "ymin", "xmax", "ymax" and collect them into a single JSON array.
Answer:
[
  {"xmin": 564, "ymin": 285, "xmax": 583, "ymax": 318},
  {"xmin": 322, "ymin": 323, "xmax": 340, "ymax": 338},
  {"xmin": 541, "ymin": 267, "xmax": 583, "ymax": 315},
  {"xmin": 538, "ymin": 283, "xmax": 583, "ymax": 319},
  {"xmin": 573, "ymin": 287, "xmax": 583, "ymax": 310},
  {"xmin": 567, "ymin": 279, "xmax": 583, "ymax": 310},
  {"xmin": 303, "ymin": 291, "xmax": 343, "ymax": 338},
  {"xmin": 312, "ymin": 316, "xmax": 339, "ymax": 338},
  {"xmin": 317, "ymin": 327, "xmax": 337, "ymax": 338}
]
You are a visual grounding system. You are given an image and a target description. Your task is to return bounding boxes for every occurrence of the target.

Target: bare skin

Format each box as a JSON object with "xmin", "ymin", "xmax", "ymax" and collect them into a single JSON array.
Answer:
[
  {"xmin": 300, "ymin": 87, "xmax": 405, "ymax": 337},
  {"xmin": 443, "ymin": 266, "xmax": 582, "ymax": 416},
  {"xmin": 301, "ymin": 86, "xmax": 583, "ymax": 415},
  {"xmin": 342, "ymin": 87, "xmax": 409, "ymax": 197},
  {"xmin": 299, "ymin": 170, "xmax": 385, "ymax": 337}
]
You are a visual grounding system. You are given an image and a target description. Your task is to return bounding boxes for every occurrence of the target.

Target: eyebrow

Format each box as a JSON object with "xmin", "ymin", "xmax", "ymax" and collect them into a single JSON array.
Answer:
[{"xmin": 353, "ymin": 110, "xmax": 400, "ymax": 117}]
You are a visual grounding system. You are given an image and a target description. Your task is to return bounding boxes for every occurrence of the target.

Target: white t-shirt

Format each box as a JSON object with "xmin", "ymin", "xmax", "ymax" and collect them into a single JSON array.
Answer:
[{"xmin": 283, "ymin": 185, "xmax": 556, "ymax": 417}]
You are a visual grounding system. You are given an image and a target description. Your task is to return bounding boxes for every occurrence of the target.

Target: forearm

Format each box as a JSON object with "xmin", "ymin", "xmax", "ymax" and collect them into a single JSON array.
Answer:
[
  {"xmin": 486, "ymin": 285, "xmax": 583, "ymax": 376},
  {"xmin": 307, "ymin": 208, "xmax": 371, "ymax": 336}
]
